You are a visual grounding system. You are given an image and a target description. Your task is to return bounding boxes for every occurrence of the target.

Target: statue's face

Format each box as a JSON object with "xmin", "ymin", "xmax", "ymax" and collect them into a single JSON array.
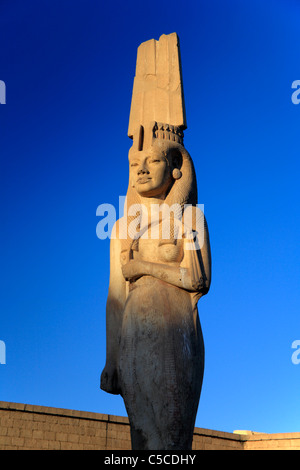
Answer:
[{"xmin": 129, "ymin": 146, "xmax": 172, "ymax": 198}]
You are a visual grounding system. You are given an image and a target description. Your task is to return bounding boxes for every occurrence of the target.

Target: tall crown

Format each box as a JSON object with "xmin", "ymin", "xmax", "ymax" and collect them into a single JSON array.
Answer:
[
  {"xmin": 131, "ymin": 121, "xmax": 184, "ymax": 151},
  {"xmin": 128, "ymin": 33, "xmax": 187, "ymax": 150}
]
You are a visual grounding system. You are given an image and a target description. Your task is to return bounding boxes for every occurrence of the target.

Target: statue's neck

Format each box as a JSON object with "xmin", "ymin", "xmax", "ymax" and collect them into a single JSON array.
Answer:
[
  {"xmin": 139, "ymin": 195, "xmax": 166, "ymax": 210},
  {"xmin": 137, "ymin": 195, "xmax": 166, "ymax": 229}
]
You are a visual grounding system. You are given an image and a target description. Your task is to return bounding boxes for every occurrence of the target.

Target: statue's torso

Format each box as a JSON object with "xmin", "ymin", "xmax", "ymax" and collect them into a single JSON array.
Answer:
[{"xmin": 132, "ymin": 235, "xmax": 184, "ymax": 265}]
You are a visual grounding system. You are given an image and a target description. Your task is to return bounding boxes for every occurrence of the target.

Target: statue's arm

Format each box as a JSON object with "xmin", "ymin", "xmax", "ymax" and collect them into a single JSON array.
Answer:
[
  {"xmin": 183, "ymin": 214, "xmax": 211, "ymax": 294},
  {"xmin": 122, "ymin": 217, "xmax": 211, "ymax": 294},
  {"xmin": 100, "ymin": 221, "xmax": 126, "ymax": 395}
]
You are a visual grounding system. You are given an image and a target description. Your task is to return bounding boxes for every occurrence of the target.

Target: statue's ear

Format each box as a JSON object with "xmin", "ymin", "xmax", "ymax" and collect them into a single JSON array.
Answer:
[
  {"xmin": 169, "ymin": 148, "xmax": 183, "ymax": 172},
  {"xmin": 172, "ymin": 168, "xmax": 182, "ymax": 180},
  {"xmin": 167, "ymin": 149, "xmax": 182, "ymax": 180}
]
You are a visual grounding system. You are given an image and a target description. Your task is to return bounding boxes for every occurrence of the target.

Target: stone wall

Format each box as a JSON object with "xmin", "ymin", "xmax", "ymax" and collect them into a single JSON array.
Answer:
[
  {"xmin": 243, "ymin": 432, "xmax": 300, "ymax": 450},
  {"xmin": 0, "ymin": 401, "xmax": 131, "ymax": 450},
  {"xmin": 0, "ymin": 401, "xmax": 299, "ymax": 450}
]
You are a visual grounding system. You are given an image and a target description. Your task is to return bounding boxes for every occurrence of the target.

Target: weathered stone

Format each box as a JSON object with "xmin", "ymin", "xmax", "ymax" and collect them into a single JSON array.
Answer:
[
  {"xmin": 101, "ymin": 33, "xmax": 211, "ymax": 450},
  {"xmin": 128, "ymin": 33, "xmax": 187, "ymax": 140}
]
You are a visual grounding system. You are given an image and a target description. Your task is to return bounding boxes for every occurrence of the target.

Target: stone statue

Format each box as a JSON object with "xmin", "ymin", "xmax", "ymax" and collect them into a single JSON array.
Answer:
[{"xmin": 100, "ymin": 33, "xmax": 211, "ymax": 450}]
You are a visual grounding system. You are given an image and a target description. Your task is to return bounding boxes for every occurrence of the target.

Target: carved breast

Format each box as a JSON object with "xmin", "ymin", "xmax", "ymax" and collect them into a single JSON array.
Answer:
[
  {"xmin": 134, "ymin": 237, "xmax": 184, "ymax": 265},
  {"xmin": 157, "ymin": 242, "xmax": 183, "ymax": 264}
]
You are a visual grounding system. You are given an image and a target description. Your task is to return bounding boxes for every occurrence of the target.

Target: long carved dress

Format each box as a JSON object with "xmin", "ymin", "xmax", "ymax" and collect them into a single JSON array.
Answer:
[
  {"xmin": 118, "ymin": 233, "xmax": 206, "ymax": 450},
  {"xmin": 101, "ymin": 151, "xmax": 211, "ymax": 450}
]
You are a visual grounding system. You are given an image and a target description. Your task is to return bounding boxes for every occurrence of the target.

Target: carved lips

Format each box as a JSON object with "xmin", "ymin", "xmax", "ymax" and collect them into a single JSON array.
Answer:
[{"xmin": 137, "ymin": 176, "xmax": 152, "ymax": 184}]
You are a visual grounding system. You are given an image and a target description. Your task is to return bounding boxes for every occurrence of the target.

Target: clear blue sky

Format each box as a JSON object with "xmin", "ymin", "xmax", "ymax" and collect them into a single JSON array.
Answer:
[{"xmin": 1, "ymin": 0, "xmax": 300, "ymax": 434}]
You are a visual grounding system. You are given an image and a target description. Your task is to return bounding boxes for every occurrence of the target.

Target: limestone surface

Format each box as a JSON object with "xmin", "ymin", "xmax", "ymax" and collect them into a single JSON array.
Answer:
[{"xmin": 101, "ymin": 33, "xmax": 211, "ymax": 451}]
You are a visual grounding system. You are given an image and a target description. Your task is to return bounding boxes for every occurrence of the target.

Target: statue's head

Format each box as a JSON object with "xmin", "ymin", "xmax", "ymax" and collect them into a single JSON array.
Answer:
[
  {"xmin": 128, "ymin": 139, "xmax": 183, "ymax": 199},
  {"xmin": 127, "ymin": 121, "xmax": 192, "ymax": 202}
]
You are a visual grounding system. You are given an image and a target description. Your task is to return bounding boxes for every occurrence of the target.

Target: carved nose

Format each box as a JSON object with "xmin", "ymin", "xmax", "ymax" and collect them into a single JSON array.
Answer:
[{"xmin": 138, "ymin": 166, "xmax": 149, "ymax": 175}]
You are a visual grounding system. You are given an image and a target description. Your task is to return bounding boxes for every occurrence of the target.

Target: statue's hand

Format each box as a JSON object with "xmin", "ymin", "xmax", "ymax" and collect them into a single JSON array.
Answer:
[
  {"xmin": 121, "ymin": 260, "xmax": 144, "ymax": 281},
  {"xmin": 100, "ymin": 364, "xmax": 121, "ymax": 395}
]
